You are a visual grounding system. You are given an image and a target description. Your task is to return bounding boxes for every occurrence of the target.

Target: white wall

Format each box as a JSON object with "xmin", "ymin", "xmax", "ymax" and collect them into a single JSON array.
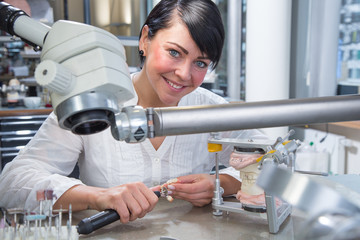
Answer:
[{"xmin": 246, "ymin": 0, "xmax": 292, "ymax": 139}]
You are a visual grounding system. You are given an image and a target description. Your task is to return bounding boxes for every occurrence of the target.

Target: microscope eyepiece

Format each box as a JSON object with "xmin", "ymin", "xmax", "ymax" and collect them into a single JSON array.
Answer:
[
  {"xmin": 0, "ymin": 2, "xmax": 28, "ymax": 36},
  {"xmin": 0, "ymin": 2, "xmax": 46, "ymax": 49}
]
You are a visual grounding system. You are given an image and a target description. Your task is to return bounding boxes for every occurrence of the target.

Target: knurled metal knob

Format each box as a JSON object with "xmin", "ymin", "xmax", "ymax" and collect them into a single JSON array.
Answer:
[{"xmin": 35, "ymin": 59, "xmax": 73, "ymax": 95}]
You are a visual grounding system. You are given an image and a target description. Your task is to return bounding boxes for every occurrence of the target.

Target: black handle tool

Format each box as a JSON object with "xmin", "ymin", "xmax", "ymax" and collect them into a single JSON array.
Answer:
[{"xmin": 76, "ymin": 191, "xmax": 161, "ymax": 235}]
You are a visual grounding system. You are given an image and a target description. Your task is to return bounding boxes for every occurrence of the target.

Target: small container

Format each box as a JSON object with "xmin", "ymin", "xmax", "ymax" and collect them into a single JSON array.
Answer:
[{"xmin": 23, "ymin": 96, "xmax": 41, "ymax": 109}]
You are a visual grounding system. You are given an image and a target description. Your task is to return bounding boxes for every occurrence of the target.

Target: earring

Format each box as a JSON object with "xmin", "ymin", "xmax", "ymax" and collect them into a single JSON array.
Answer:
[{"xmin": 139, "ymin": 50, "xmax": 144, "ymax": 56}]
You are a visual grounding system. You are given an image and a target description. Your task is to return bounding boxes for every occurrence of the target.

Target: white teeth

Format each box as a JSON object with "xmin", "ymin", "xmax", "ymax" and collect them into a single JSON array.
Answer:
[{"xmin": 167, "ymin": 80, "xmax": 182, "ymax": 89}]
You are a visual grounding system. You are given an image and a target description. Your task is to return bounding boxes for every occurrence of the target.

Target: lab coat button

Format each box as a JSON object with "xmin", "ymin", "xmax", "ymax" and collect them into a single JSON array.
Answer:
[
  {"xmin": 154, "ymin": 158, "xmax": 160, "ymax": 163},
  {"xmin": 153, "ymin": 181, "xmax": 159, "ymax": 186}
]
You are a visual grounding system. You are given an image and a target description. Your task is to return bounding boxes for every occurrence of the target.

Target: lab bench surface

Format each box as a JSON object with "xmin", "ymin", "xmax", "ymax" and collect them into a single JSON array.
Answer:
[{"xmin": 73, "ymin": 198, "xmax": 304, "ymax": 240}]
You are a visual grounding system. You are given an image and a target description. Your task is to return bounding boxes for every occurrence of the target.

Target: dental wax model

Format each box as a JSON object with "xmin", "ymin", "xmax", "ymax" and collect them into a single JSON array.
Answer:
[
  {"xmin": 229, "ymin": 151, "xmax": 262, "ymax": 170},
  {"xmin": 160, "ymin": 178, "xmax": 179, "ymax": 202},
  {"xmin": 229, "ymin": 151, "xmax": 267, "ymax": 206},
  {"xmin": 229, "ymin": 151, "xmax": 263, "ymax": 195},
  {"xmin": 238, "ymin": 162, "xmax": 264, "ymax": 196}
]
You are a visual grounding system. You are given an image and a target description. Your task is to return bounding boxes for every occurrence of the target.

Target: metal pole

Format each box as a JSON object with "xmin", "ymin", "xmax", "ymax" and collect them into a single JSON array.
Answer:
[
  {"xmin": 64, "ymin": 0, "xmax": 68, "ymax": 20},
  {"xmin": 227, "ymin": 0, "xmax": 242, "ymax": 100},
  {"xmin": 83, "ymin": 0, "xmax": 91, "ymax": 25},
  {"xmin": 150, "ymin": 94, "xmax": 360, "ymax": 137}
]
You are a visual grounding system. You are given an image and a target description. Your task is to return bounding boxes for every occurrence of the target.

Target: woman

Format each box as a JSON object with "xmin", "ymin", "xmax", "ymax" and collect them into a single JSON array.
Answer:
[{"xmin": 0, "ymin": 0, "xmax": 265, "ymax": 224}]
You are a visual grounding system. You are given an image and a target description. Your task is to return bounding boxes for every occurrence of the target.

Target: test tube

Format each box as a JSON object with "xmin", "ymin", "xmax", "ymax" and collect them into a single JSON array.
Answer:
[
  {"xmin": 59, "ymin": 206, "xmax": 62, "ymax": 238},
  {"xmin": 1, "ymin": 210, "xmax": 6, "ymax": 240},
  {"xmin": 36, "ymin": 190, "xmax": 45, "ymax": 214},
  {"xmin": 44, "ymin": 189, "xmax": 53, "ymax": 203},
  {"xmin": 26, "ymin": 210, "xmax": 30, "ymax": 238},
  {"xmin": 44, "ymin": 189, "xmax": 54, "ymax": 231},
  {"xmin": 36, "ymin": 189, "xmax": 45, "ymax": 230},
  {"xmin": 55, "ymin": 216, "xmax": 59, "ymax": 238},
  {"xmin": 67, "ymin": 219, "xmax": 71, "ymax": 240},
  {"xmin": 7, "ymin": 208, "xmax": 24, "ymax": 239}
]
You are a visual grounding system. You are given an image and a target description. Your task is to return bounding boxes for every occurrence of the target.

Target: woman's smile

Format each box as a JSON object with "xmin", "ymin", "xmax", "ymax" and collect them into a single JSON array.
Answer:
[{"xmin": 164, "ymin": 77, "xmax": 185, "ymax": 91}]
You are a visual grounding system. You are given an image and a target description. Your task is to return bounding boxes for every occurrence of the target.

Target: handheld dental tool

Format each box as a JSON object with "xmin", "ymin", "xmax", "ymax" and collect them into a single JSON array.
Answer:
[{"xmin": 76, "ymin": 191, "xmax": 161, "ymax": 235}]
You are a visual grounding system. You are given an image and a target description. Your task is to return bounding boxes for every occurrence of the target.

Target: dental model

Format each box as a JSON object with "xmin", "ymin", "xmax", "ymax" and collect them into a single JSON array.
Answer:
[
  {"xmin": 229, "ymin": 151, "xmax": 263, "ymax": 195},
  {"xmin": 229, "ymin": 151, "xmax": 262, "ymax": 170},
  {"xmin": 229, "ymin": 150, "xmax": 267, "ymax": 205},
  {"xmin": 160, "ymin": 178, "xmax": 178, "ymax": 202}
]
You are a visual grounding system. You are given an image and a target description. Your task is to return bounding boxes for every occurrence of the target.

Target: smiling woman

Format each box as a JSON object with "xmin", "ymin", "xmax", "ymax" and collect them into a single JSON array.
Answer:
[
  {"xmin": 134, "ymin": 0, "xmax": 224, "ymax": 109},
  {"xmin": 134, "ymin": 20, "xmax": 211, "ymax": 108}
]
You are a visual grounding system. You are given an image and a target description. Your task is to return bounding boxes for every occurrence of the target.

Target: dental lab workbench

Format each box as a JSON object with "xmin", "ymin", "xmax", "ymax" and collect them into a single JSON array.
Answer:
[{"xmin": 74, "ymin": 198, "xmax": 303, "ymax": 240}]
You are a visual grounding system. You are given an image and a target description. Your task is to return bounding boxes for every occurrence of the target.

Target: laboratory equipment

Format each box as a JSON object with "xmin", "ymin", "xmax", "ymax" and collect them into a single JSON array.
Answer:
[
  {"xmin": 208, "ymin": 130, "xmax": 300, "ymax": 234},
  {"xmin": 257, "ymin": 164, "xmax": 360, "ymax": 239},
  {"xmin": 0, "ymin": 189, "xmax": 78, "ymax": 240},
  {"xmin": 76, "ymin": 191, "xmax": 161, "ymax": 235}
]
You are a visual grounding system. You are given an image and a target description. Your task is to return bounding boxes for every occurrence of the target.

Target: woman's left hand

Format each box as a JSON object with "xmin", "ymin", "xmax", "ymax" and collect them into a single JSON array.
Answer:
[{"xmin": 167, "ymin": 174, "xmax": 215, "ymax": 207}]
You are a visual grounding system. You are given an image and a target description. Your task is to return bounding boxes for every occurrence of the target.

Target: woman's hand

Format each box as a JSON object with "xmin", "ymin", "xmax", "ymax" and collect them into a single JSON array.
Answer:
[
  {"xmin": 54, "ymin": 182, "xmax": 159, "ymax": 224},
  {"xmin": 94, "ymin": 182, "xmax": 159, "ymax": 223},
  {"xmin": 160, "ymin": 173, "xmax": 242, "ymax": 207},
  {"xmin": 165, "ymin": 174, "xmax": 215, "ymax": 207}
]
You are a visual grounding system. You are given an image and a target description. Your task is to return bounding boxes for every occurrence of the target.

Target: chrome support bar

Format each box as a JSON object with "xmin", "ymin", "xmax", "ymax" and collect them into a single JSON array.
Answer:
[{"xmin": 149, "ymin": 95, "xmax": 360, "ymax": 137}]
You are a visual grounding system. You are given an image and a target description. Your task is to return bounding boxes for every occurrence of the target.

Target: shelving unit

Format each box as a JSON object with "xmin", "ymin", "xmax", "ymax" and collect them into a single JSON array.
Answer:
[
  {"xmin": 338, "ymin": 0, "xmax": 360, "ymax": 94},
  {"xmin": 0, "ymin": 114, "xmax": 47, "ymax": 170}
]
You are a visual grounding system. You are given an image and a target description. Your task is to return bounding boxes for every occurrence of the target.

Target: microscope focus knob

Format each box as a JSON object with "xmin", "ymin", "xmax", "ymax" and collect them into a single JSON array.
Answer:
[{"xmin": 35, "ymin": 59, "xmax": 74, "ymax": 95}]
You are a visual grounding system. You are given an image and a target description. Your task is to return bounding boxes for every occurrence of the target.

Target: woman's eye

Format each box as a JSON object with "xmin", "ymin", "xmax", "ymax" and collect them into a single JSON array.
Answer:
[
  {"xmin": 196, "ymin": 61, "xmax": 207, "ymax": 68},
  {"xmin": 169, "ymin": 49, "xmax": 179, "ymax": 57}
]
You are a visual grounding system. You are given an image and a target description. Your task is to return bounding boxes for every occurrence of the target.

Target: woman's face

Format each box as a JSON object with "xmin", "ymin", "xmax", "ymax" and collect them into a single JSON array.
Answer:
[{"xmin": 140, "ymin": 18, "xmax": 211, "ymax": 106}]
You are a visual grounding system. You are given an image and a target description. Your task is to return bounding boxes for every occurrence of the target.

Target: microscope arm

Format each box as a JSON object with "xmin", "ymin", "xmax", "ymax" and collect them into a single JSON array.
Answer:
[
  {"xmin": 147, "ymin": 94, "xmax": 360, "ymax": 137},
  {"xmin": 113, "ymin": 94, "xmax": 360, "ymax": 142}
]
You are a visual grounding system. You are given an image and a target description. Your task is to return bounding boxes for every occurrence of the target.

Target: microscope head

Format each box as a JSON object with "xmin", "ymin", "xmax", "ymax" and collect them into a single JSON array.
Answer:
[{"xmin": 35, "ymin": 20, "xmax": 135, "ymax": 134}]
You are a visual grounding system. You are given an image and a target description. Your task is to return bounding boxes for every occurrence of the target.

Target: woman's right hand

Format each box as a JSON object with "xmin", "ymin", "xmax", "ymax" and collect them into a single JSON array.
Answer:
[
  {"xmin": 54, "ymin": 182, "xmax": 159, "ymax": 224},
  {"xmin": 93, "ymin": 182, "xmax": 159, "ymax": 223}
]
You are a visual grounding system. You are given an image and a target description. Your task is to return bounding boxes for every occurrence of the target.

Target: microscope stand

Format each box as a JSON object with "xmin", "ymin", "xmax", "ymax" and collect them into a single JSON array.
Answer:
[
  {"xmin": 212, "ymin": 189, "xmax": 291, "ymax": 234},
  {"xmin": 209, "ymin": 137, "xmax": 292, "ymax": 234}
]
